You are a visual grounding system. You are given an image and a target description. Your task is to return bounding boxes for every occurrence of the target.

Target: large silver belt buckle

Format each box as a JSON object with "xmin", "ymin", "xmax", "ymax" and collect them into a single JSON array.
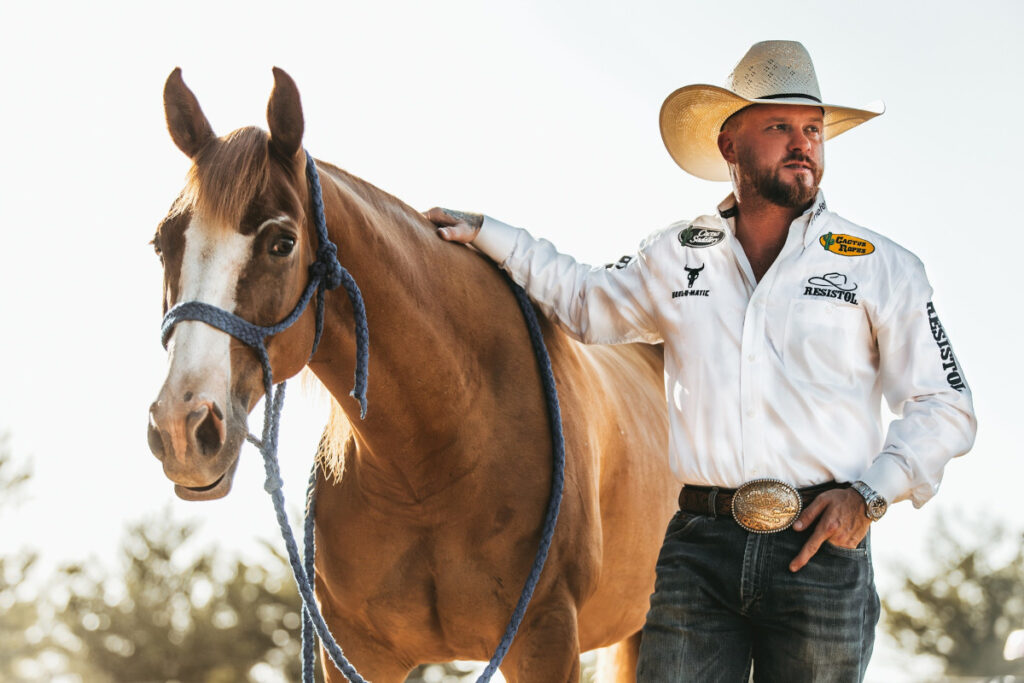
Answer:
[{"xmin": 731, "ymin": 479, "xmax": 802, "ymax": 534}]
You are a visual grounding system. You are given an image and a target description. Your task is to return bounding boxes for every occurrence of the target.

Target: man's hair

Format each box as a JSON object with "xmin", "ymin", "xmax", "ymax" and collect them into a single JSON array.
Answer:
[{"xmin": 720, "ymin": 107, "xmax": 751, "ymax": 134}]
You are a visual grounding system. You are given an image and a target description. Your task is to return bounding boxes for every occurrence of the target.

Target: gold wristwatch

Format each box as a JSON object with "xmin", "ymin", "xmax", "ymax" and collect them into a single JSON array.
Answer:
[{"xmin": 851, "ymin": 480, "xmax": 887, "ymax": 521}]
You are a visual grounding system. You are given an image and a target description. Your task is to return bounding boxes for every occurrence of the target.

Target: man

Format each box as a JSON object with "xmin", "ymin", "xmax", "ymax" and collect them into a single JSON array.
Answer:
[{"xmin": 427, "ymin": 41, "xmax": 976, "ymax": 681}]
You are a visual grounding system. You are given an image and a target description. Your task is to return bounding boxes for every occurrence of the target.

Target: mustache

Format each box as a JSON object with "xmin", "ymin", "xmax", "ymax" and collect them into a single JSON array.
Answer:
[{"xmin": 781, "ymin": 153, "xmax": 818, "ymax": 171}]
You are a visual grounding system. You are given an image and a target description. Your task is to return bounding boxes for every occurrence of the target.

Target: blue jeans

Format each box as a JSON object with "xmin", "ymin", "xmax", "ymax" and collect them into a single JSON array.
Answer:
[{"xmin": 636, "ymin": 510, "xmax": 880, "ymax": 682}]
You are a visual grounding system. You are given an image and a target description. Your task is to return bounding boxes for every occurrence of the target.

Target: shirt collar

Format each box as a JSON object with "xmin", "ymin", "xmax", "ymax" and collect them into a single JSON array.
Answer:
[
  {"xmin": 716, "ymin": 190, "xmax": 829, "ymax": 248},
  {"xmin": 716, "ymin": 193, "xmax": 740, "ymax": 233},
  {"xmin": 803, "ymin": 190, "xmax": 830, "ymax": 248}
]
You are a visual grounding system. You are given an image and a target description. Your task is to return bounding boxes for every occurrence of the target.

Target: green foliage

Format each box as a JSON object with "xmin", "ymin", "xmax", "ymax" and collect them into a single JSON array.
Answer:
[
  {"xmin": 55, "ymin": 514, "xmax": 322, "ymax": 682},
  {"xmin": 883, "ymin": 516, "xmax": 1024, "ymax": 678}
]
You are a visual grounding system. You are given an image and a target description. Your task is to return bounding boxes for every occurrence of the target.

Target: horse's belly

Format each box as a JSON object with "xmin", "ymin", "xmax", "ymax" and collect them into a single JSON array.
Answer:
[{"xmin": 561, "ymin": 344, "xmax": 678, "ymax": 649}]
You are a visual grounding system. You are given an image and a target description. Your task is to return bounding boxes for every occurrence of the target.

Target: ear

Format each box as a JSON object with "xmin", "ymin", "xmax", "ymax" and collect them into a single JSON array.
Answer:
[
  {"xmin": 164, "ymin": 68, "xmax": 215, "ymax": 158},
  {"xmin": 717, "ymin": 129, "xmax": 737, "ymax": 165},
  {"xmin": 267, "ymin": 67, "xmax": 304, "ymax": 160}
]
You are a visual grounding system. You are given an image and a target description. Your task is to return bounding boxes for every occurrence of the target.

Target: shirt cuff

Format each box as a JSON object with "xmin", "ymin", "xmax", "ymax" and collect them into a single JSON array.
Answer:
[
  {"xmin": 859, "ymin": 454, "xmax": 913, "ymax": 505},
  {"xmin": 474, "ymin": 216, "xmax": 521, "ymax": 265}
]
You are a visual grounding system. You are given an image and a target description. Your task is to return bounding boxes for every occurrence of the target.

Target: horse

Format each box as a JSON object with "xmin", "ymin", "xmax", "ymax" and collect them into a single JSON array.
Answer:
[{"xmin": 147, "ymin": 67, "xmax": 678, "ymax": 682}]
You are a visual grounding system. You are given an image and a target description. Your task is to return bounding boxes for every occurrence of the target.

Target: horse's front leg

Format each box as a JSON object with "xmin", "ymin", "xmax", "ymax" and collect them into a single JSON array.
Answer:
[{"xmin": 501, "ymin": 602, "xmax": 581, "ymax": 683}]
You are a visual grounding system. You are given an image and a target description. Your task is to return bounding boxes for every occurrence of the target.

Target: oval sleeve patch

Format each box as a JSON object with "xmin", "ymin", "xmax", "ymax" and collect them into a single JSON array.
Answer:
[
  {"xmin": 678, "ymin": 226, "xmax": 726, "ymax": 248},
  {"xmin": 820, "ymin": 232, "xmax": 875, "ymax": 256}
]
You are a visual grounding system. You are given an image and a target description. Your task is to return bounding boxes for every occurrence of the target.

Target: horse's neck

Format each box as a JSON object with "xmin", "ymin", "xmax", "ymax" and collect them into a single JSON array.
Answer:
[{"xmin": 308, "ymin": 165, "xmax": 512, "ymax": 502}]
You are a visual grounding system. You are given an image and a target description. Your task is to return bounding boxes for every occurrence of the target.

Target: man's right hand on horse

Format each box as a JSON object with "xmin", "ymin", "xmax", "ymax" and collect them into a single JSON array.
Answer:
[{"xmin": 425, "ymin": 207, "xmax": 483, "ymax": 243}]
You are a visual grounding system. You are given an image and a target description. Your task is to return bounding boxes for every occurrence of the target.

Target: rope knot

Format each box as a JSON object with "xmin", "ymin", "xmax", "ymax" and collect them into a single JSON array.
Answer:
[
  {"xmin": 264, "ymin": 473, "xmax": 284, "ymax": 494},
  {"xmin": 310, "ymin": 243, "xmax": 344, "ymax": 290}
]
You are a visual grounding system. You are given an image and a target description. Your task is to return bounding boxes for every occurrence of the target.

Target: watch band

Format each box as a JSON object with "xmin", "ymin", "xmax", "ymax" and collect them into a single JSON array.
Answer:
[{"xmin": 851, "ymin": 480, "xmax": 887, "ymax": 521}]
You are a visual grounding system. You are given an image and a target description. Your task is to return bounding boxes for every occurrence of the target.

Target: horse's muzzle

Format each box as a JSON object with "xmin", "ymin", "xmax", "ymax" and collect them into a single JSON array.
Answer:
[{"xmin": 148, "ymin": 389, "xmax": 243, "ymax": 500}]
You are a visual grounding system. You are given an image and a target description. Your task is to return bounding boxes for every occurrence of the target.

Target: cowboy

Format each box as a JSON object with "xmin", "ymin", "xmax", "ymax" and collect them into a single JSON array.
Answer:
[{"xmin": 427, "ymin": 41, "xmax": 976, "ymax": 681}]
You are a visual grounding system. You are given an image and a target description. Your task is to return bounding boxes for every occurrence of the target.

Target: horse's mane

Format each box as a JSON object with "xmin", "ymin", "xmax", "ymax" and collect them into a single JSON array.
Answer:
[
  {"xmin": 173, "ymin": 127, "xmax": 272, "ymax": 226},
  {"xmin": 316, "ymin": 397, "xmax": 352, "ymax": 483},
  {"xmin": 174, "ymin": 126, "xmax": 429, "ymax": 242}
]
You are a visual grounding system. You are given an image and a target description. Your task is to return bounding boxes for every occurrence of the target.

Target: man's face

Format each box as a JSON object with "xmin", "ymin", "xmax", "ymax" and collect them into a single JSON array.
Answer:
[{"xmin": 719, "ymin": 104, "xmax": 825, "ymax": 209}]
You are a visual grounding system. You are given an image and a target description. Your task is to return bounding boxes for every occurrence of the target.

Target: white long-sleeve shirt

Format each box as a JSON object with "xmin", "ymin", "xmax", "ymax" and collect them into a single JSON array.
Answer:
[{"xmin": 474, "ymin": 191, "xmax": 976, "ymax": 507}]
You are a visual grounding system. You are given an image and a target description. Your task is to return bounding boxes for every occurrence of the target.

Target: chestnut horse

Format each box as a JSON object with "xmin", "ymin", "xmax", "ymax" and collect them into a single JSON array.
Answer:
[{"xmin": 147, "ymin": 67, "xmax": 677, "ymax": 682}]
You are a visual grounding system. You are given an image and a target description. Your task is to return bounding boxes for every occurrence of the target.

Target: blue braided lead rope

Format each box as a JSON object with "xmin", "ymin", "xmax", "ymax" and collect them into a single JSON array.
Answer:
[
  {"xmin": 475, "ymin": 278, "xmax": 566, "ymax": 681},
  {"xmin": 304, "ymin": 155, "xmax": 369, "ymax": 417},
  {"xmin": 301, "ymin": 463, "xmax": 320, "ymax": 683}
]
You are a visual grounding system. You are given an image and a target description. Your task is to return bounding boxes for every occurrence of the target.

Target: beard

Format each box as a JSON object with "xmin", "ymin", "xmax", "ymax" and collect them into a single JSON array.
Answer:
[{"xmin": 737, "ymin": 145, "xmax": 824, "ymax": 209}]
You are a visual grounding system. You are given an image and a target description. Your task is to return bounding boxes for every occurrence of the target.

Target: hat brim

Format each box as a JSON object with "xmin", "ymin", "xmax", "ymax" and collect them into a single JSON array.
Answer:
[{"xmin": 659, "ymin": 84, "xmax": 885, "ymax": 182}]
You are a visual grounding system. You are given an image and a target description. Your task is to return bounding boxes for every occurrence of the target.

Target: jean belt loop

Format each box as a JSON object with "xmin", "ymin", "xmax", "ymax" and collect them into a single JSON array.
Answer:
[{"xmin": 707, "ymin": 487, "xmax": 719, "ymax": 518}]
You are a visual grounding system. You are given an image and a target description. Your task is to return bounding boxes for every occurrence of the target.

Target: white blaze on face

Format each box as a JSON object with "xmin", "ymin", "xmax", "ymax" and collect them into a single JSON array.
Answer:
[{"xmin": 164, "ymin": 214, "xmax": 257, "ymax": 396}]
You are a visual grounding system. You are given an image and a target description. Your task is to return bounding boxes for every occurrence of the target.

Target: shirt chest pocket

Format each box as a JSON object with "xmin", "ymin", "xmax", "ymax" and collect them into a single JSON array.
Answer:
[{"xmin": 782, "ymin": 299, "xmax": 870, "ymax": 387}]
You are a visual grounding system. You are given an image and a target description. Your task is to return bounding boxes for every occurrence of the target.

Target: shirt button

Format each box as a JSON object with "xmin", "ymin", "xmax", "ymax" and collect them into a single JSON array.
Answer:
[
  {"xmin": 745, "ymin": 408, "xmax": 754, "ymax": 417},
  {"xmin": 747, "ymin": 354, "xmax": 756, "ymax": 362}
]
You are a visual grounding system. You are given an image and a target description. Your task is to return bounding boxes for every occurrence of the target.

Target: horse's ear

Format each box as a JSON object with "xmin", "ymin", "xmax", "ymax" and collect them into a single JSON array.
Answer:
[
  {"xmin": 267, "ymin": 67, "xmax": 304, "ymax": 160},
  {"xmin": 164, "ymin": 68, "xmax": 215, "ymax": 159}
]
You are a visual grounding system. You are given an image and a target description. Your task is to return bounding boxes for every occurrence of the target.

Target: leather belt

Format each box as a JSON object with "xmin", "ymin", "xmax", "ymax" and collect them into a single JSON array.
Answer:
[{"xmin": 678, "ymin": 480, "xmax": 850, "ymax": 533}]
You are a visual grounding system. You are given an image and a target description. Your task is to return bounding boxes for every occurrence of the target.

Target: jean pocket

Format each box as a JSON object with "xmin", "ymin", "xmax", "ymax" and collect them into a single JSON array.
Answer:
[
  {"xmin": 821, "ymin": 538, "xmax": 868, "ymax": 560},
  {"xmin": 665, "ymin": 509, "xmax": 704, "ymax": 540}
]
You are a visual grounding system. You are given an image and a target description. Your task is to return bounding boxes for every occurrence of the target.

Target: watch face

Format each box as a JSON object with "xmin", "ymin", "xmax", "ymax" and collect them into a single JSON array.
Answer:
[{"xmin": 867, "ymin": 498, "xmax": 887, "ymax": 520}]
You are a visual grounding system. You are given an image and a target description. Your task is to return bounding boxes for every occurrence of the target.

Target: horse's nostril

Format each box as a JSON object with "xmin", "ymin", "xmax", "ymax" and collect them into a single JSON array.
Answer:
[
  {"xmin": 195, "ymin": 413, "xmax": 222, "ymax": 456},
  {"xmin": 188, "ymin": 402, "xmax": 226, "ymax": 457}
]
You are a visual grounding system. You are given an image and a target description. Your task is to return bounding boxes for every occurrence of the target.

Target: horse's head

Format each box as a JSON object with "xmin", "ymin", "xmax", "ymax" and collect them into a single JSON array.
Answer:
[{"xmin": 148, "ymin": 68, "xmax": 319, "ymax": 500}]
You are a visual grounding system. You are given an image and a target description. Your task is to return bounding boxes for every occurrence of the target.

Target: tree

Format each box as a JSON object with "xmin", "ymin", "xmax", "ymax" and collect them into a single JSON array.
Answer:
[
  {"xmin": 0, "ymin": 433, "xmax": 51, "ymax": 682},
  {"xmin": 55, "ymin": 513, "xmax": 323, "ymax": 682},
  {"xmin": 883, "ymin": 516, "xmax": 1024, "ymax": 678}
]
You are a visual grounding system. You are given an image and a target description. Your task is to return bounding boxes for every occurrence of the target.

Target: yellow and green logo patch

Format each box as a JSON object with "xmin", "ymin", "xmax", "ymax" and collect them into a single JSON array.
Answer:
[{"xmin": 820, "ymin": 232, "xmax": 875, "ymax": 257}]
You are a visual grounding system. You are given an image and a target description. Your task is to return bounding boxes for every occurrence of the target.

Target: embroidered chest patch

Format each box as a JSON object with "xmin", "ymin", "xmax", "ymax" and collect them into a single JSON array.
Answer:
[
  {"xmin": 802, "ymin": 272, "xmax": 860, "ymax": 305},
  {"xmin": 672, "ymin": 262, "xmax": 710, "ymax": 298},
  {"xmin": 820, "ymin": 232, "xmax": 875, "ymax": 257}
]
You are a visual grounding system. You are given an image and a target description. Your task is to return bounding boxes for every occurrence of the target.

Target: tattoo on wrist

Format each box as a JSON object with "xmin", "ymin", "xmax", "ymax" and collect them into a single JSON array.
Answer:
[{"xmin": 441, "ymin": 209, "xmax": 484, "ymax": 230}]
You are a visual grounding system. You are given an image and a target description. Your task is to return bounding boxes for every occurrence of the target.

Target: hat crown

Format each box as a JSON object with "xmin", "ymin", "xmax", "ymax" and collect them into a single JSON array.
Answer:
[{"xmin": 725, "ymin": 40, "xmax": 822, "ymax": 103}]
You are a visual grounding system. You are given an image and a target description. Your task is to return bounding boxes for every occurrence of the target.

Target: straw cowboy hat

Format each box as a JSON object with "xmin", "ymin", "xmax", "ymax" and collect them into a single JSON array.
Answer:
[{"xmin": 660, "ymin": 40, "xmax": 884, "ymax": 182}]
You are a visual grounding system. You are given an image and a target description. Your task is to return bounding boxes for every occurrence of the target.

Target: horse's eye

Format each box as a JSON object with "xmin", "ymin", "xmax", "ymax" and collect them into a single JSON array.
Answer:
[{"xmin": 270, "ymin": 236, "xmax": 296, "ymax": 256}]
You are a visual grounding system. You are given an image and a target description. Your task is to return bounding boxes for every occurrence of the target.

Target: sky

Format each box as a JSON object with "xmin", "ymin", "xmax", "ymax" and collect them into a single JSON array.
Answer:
[{"xmin": 1, "ymin": 0, "xmax": 1022, "ymax": 679}]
